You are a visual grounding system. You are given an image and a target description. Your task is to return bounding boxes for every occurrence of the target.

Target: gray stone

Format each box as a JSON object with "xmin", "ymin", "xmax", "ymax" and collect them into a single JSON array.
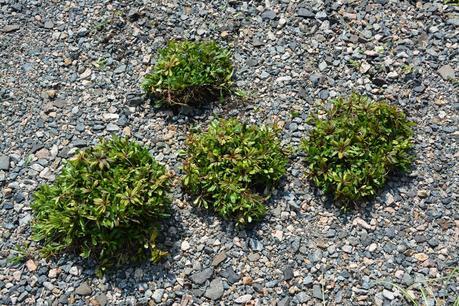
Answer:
[
  {"xmin": 114, "ymin": 64, "xmax": 127, "ymax": 74},
  {"xmin": 261, "ymin": 10, "xmax": 276, "ymax": 20},
  {"xmin": 44, "ymin": 21, "xmax": 54, "ymax": 29},
  {"xmin": 279, "ymin": 296, "xmax": 291, "ymax": 306},
  {"xmin": 19, "ymin": 213, "xmax": 32, "ymax": 226},
  {"xmin": 249, "ymin": 238, "xmax": 263, "ymax": 251},
  {"xmin": 3, "ymin": 24, "xmax": 20, "ymax": 33},
  {"xmin": 234, "ymin": 294, "xmax": 252, "ymax": 304},
  {"xmin": 260, "ymin": 71, "xmax": 270, "ymax": 80},
  {"xmin": 95, "ymin": 293, "xmax": 108, "ymax": 306},
  {"xmin": 312, "ymin": 284, "xmax": 323, "ymax": 300},
  {"xmin": 438, "ymin": 65, "xmax": 455, "ymax": 80},
  {"xmin": 190, "ymin": 267, "xmax": 213, "ymax": 285},
  {"xmin": 75, "ymin": 282, "xmax": 92, "ymax": 296},
  {"xmin": 152, "ymin": 289, "xmax": 164, "ymax": 303},
  {"xmin": 297, "ymin": 8, "xmax": 314, "ymax": 18},
  {"xmin": 0, "ymin": 156, "xmax": 10, "ymax": 170},
  {"xmin": 204, "ymin": 278, "xmax": 224, "ymax": 300},
  {"xmin": 303, "ymin": 275, "xmax": 313, "ymax": 286},
  {"xmin": 319, "ymin": 61, "xmax": 328, "ymax": 71},
  {"xmin": 212, "ymin": 252, "xmax": 227, "ymax": 267},
  {"xmin": 126, "ymin": 93, "xmax": 144, "ymax": 106},
  {"xmin": 283, "ymin": 266, "xmax": 294, "ymax": 281},
  {"xmin": 222, "ymin": 267, "xmax": 240, "ymax": 284},
  {"xmin": 382, "ymin": 289, "xmax": 395, "ymax": 300}
]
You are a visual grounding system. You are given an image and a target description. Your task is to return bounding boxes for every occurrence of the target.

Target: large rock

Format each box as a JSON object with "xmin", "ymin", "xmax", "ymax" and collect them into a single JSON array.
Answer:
[
  {"xmin": 204, "ymin": 278, "xmax": 224, "ymax": 300},
  {"xmin": 0, "ymin": 155, "xmax": 10, "ymax": 170},
  {"xmin": 190, "ymin": 267, "xmax": 213, "ymax": 285}
]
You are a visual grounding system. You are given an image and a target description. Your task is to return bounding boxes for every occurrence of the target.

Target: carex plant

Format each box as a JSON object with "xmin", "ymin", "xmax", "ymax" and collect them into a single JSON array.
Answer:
[
  {"xmin": 301, "ymin": 93, "xmax": 414, "ymax": 206},
  {"xmin": 31, "ymin": 136, "xmax": 172, "ymax": 272},
  {"xmin": 182, "ymin": 118, "xmax": 288, "ymax": 225},
  {"xmin": 141, "ymin": 40, "xmax": 234, "ymax": 107}
]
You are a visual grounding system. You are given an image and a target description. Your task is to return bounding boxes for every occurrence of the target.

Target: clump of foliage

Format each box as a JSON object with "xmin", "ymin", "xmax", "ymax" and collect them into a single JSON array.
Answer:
[
  {"xmin": 301, "ymin": 93, "xmax": 414, "ymax": 205},
  {"xmin": 31, "ymin": 136, "xmax": 172, "ymax": 271},
  {"xmin": 141, "ymin": 40, "xmax": 234, "ymax": 107},
  {"xmin": 182, "ymin": 118, "xmax": 288, "ymax": 225}
]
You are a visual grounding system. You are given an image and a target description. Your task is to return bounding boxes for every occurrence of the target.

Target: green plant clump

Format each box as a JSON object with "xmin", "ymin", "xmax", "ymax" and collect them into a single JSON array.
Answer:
[
  {"xmin": 141, "ymin": 40, "xmax": 234, "ymax": 106},
  {"xmin": 31, "ymin": 136, "xmax": 172, "ymax": 270},
  {"xmin": 182, "ymin": 118, "xmax": 288, "ymax": 225},
  {"xmin": 301, "ymin": 93, "xmax": 414, "ymax": 205}
]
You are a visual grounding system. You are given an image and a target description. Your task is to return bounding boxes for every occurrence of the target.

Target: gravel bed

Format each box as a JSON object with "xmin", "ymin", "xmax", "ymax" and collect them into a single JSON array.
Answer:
[{"xmin": 1, "ymin": 0, "xmax": 458, "ymax": 305}]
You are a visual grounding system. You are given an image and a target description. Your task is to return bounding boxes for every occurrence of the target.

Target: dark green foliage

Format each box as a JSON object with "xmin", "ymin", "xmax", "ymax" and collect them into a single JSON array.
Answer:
[
  {"xmin": 182, "ymin": 119, "xmax": 288, "ymax": 225},
  {"xmin": 301, "ymin": 93, "xmax": 414, "ymax": 205},
  {"xmin": 141, "ymin": 40, "xmax": 234, "ymax": 106},
  {"xmin": 31, "ymin": 137, "xmax": 172, "ymax": 270}
]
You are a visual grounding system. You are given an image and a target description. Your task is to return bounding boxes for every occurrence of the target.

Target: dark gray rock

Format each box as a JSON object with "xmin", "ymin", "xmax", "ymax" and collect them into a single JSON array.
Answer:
[
  {"xmin": 0, "ymin": 155, "xmax": 10, "ymax": 170},
  {"xmin": 190, "ymin": 268, "xmax": 213, "ymax": 285},
  {"xmin": 297, "ymin": 8, "xmax": 314, "ymax": 18}
]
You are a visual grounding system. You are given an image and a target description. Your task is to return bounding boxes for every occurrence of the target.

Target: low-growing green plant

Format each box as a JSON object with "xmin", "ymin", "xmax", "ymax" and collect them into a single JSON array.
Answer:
[
  {"xmin": 31, "ymin": 136, "xmax": 172, "ymax": 271},
  {"xmin": 141, "ymin": 40, "xmax": 234, "ymax": 107},
  {"xmin": 182, "ymin": 118, "xmax": 288, "ymax": 225},
  {"xmin": 7, "ymin": 242, "xmax": 33, "ymax": 265},
  {"xmin": 301, "ymin": 93, "xmax": 414, "ymax": 205}
]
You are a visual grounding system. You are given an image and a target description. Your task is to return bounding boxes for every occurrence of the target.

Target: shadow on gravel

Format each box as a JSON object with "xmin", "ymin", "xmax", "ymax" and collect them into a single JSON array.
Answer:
[
  {"xmin": 101, "ymin": 208, "xmax": 185, "ymax": 285},
  {"xmin": 317, "ymin": 170, "xmax": 418, "ymax": 226},
  {"xmin": 150, "ymin": 95, "xmax": 250, "ymax": 130}
]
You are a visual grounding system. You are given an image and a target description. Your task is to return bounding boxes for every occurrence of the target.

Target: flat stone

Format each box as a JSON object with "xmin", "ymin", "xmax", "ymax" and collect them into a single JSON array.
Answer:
[
  {"xmin": 413, "ymin": 253, "xmax": 429, "ymax": 261},
  {"xmin": 25, "ymin": 259, "xmax": 37, "ymax": 272},
  {"xmin": 35, "ymin": 148, "xmax": 50, "ymax": 159},
  {"xmin": 44, "ymin": 21, "xmax": 54, "ymax": 29},
  {"xmin": 222, "ymin": 266, "xmax": 240, "ymax": 284},
  {"xmin": 303, "ymin": 275, "xmax": 313, "ymax": 286},
  {"xmin": 212, "ymin": 252, "xmax": 227, "ymax": 266},
  {"xmin": 382, "ymin": 289, "xmax": 395, "ymax": 300},
  {"xmin": 235, "ymin": 294, "xmax": 252, "ymax": 304},
  {"xmin": 417, "ymin": 190, "xmax": 429, "ymax": 198},
  {"xmin": 312, "ymin": 284, "xmax": 323, "ymax": 299},
  {"xmin": 3, "ymin": 24, "xmax": 20, "ymax": 33},
  {"xmin": 438, "ymin": 65, "xmax": 455, "ymax": 80},
  {"xmin": 95, "ymin": 293, "xmax": 108, "ymax": 306},
  {"xmin": 181, "ymin": 240, "xmax": 190, "ymax": 251},
  {"xmin": 283, "ymin": 266, "xmax": 294, "ymax": 281},
  {"xmin": 114, "ymin": 64, "xmax": 126, "ymax": 74},
  {"xmin": 0, "ymin": 155, "xmax": 10, "ymax": 170},
  {"xmin": 204, "ymin": 278, "xmax": 224, "ymax": 300},
  {"xmin": 190, "ymin": 267, "xmax": 213, "ymax": 285},
  {"xmin": 297, "ymin": 8, "xmax": 314, "ymax": 18},
  {"xmin": 75, "ymin": 282, "xmax": 92, "ymax": 296},
  {"xmin": 126, "ymin": 92, "xmax": 144, "ymax": 106},
  {"xmin": 79, "ymin": 68, "xmax": 92, "ymax": 80},
  {"xmin": 152, "ymin": 289, "xmax": 164, "ymax": 303},
  {"xmin": 261, "ymin": 10, "xmax": 276, "ymax": 20}
]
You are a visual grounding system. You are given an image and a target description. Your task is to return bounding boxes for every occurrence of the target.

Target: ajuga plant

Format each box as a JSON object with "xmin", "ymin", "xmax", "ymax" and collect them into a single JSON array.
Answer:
[
  {"xmin": 301, "ymin": 93, "xmax": 414, "ymax": 206},
  {"xmin": 182, "ymin": 118, "xmax": 288, "ymax": 225},
  {"xmin": 31, "ymin": 136, "xmax": 172, "ymax": 272},
  {"xmin": 141, "ymin": 40, "xmax": 234, "ymax": 107}
]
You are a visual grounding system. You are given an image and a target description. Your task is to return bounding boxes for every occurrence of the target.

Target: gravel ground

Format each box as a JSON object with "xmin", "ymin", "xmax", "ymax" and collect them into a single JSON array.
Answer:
[{"xmin": 1, "ymin": 0, "xmax": 458, "ymax": 305}]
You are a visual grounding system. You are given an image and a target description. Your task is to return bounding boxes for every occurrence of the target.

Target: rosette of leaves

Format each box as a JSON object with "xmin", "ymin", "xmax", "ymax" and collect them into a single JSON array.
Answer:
[
  {"xmin": 182, "ymin": 118, "xmax": 288, "ymax": 225},
  {"xmin": 301, "ymin": 93, "xmax": 414, "ymax": 206},
  {"xmin": 141, "ymin": 40, "xmax": 234, "ymax": 107},
  {"xmin": 31, "ymin": 136, "xmax": 172, "ymax": 271}
]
